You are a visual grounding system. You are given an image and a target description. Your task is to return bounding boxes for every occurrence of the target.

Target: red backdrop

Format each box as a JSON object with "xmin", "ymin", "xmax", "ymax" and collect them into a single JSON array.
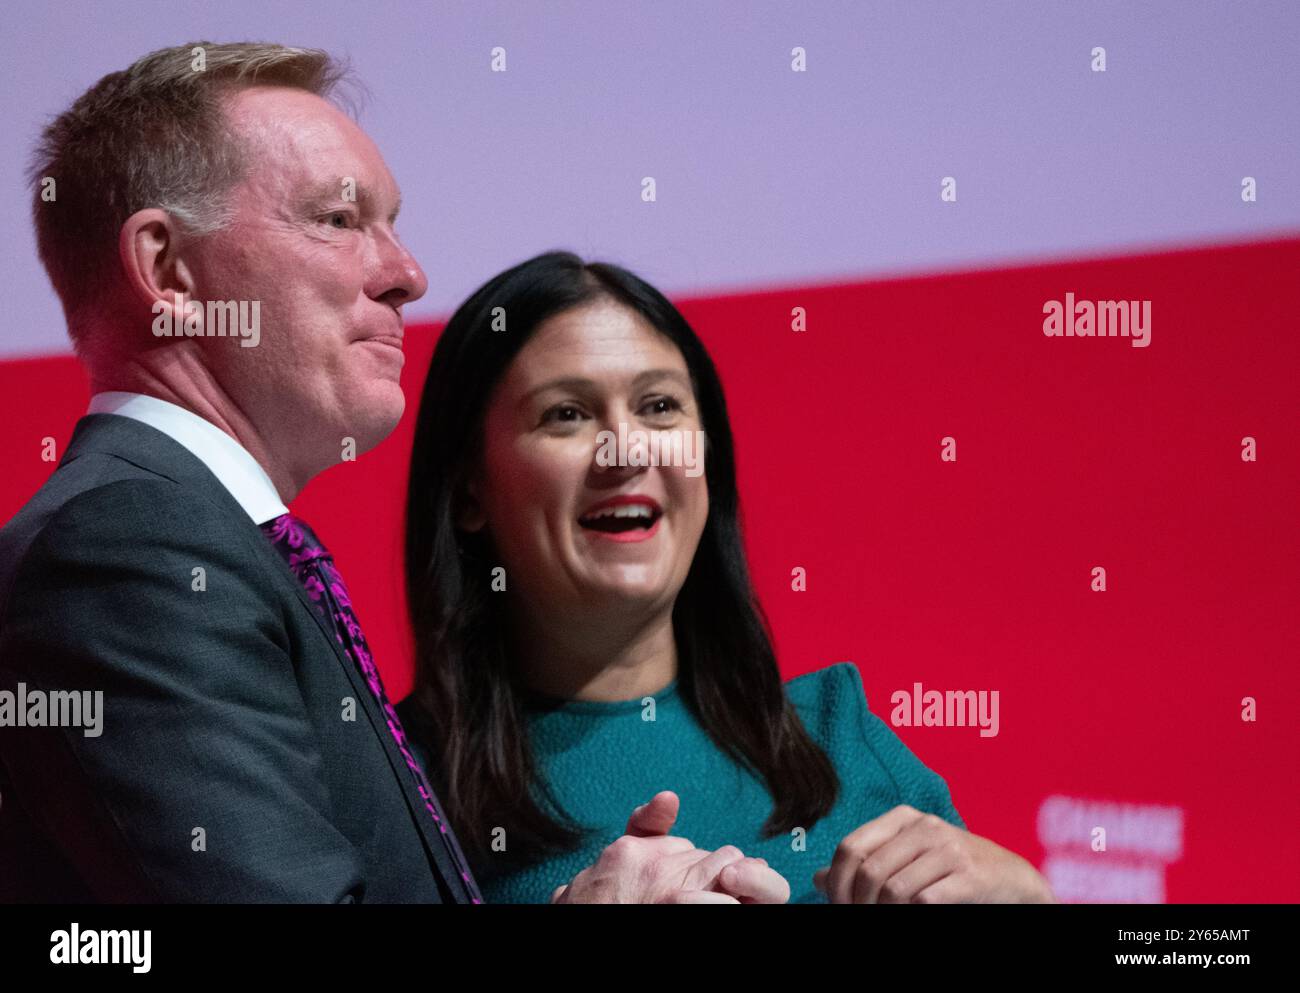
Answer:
[{"xmin": 3, "ymin": 235, "xmax": 1297, "ymax": 902}]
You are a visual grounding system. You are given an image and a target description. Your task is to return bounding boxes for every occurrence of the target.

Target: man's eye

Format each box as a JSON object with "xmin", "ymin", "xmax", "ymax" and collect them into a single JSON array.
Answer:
[{"xmin": 323, "ymin": 212, "xmax": 353, "ymax": 229}]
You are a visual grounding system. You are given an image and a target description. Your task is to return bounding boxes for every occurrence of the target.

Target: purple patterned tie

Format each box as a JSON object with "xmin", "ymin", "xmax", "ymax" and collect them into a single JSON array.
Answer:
[{"xmin": 260, "ymin": 512, "xmax": 483, "ymax": 904}]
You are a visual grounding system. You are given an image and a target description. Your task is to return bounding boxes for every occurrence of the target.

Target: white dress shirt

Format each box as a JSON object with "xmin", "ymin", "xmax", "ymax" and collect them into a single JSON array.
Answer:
[{"xmin": 86, "ymin": 391, "xmax": 289, "ymax": 525}]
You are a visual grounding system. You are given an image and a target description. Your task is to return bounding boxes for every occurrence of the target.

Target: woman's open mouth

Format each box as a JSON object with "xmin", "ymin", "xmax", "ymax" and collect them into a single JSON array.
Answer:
[{"xmin": 577, "ymin": 496, "xmax": 663, "ymax": 542}]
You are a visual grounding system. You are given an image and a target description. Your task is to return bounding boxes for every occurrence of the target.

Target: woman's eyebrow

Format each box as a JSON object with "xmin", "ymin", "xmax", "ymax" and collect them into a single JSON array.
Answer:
[
  {"xmin": 630, "ymin": 368, "xmax": 691, "ymax": 389},
  {"xmin": 521, "ymin": 368, "xmax": 690, "ymax": 405},
  {"xmin": 520, "ymin": 376, "xmax": 596, "ymax": 407}
]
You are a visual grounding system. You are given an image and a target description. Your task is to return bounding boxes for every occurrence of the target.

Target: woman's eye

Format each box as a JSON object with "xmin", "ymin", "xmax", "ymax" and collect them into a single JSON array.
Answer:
[
  {"xmin": 642, "ymin": 396, "xmax": 682, "ymax": 417},
  {"xmin": 542, "ymin": 404, "xmax": 585, "ymax": 425}
]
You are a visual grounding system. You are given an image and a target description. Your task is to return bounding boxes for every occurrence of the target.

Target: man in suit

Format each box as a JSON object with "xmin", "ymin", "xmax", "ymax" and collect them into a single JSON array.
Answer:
[{"xmin": 0, "ymin": 41, "xmax": 789, "ymax": 905}]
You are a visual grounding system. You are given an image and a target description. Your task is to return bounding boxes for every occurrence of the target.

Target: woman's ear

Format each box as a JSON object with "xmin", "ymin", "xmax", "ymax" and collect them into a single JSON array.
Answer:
[{"xmin": 455, "ymin": 472, "xmax": 487, "ymax": 532}]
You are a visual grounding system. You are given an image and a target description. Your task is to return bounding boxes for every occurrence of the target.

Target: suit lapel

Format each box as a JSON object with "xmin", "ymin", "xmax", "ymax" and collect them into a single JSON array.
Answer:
[
  {"xmin": 59, "ymin": 414, "xmax": 464, "ymax": 892},
  {"xmin": 259, "ymin": 544, "xmax": 466, "ymax": 890}
]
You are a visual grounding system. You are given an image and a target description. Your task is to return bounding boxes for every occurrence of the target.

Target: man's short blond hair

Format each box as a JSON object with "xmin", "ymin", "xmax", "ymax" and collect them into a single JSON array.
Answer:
[{"xmin": 27, "ymin": 41, "xmax": 355, "ymax": 344}]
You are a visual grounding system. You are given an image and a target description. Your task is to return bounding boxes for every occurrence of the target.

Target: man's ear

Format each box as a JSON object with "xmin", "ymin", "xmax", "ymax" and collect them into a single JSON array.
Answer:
[{"xmin": 118, "ymin": 207, "xmax": 198, "ymax": 322}]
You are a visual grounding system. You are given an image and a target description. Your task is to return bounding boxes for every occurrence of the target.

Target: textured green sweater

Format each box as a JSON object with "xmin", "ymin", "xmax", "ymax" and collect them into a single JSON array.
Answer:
[{"xmin": 409, "ymin": 661, "xmax": 965, "ymax": 904}]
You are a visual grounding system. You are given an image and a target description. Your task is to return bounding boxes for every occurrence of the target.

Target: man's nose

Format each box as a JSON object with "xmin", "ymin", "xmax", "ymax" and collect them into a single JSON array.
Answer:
[{"xmin": 371, "ymin": 227, "xmax": 428, "ymax": 307}]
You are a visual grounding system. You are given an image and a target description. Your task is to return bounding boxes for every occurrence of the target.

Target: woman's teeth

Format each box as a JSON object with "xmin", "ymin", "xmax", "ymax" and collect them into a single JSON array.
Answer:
[{"xmin": 579, "ymin": 505, "xmax": 659, "ymax": 532}]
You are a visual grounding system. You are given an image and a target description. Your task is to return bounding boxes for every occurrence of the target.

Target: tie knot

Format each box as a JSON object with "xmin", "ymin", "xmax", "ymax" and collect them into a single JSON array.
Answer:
[{"xmin": 260, "ymin": 512, "xmax": 331, "ymax": 567}]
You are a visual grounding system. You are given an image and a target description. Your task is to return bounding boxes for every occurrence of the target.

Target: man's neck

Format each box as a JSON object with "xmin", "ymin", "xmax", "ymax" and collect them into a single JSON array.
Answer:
[{"xmin": 90, "ymin": 355, "xmax": 303, "ymax": 503}]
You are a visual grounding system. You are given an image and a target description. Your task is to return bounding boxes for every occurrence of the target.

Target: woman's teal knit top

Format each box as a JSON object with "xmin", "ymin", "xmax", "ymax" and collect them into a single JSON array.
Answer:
[{"xmin": 414, "ymin": 661, "xmax": 965, "ymax": 904}]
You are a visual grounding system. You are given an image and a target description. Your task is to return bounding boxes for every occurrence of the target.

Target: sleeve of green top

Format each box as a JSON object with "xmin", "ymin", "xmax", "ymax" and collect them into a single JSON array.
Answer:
[{"xmin": 839, "ymin": 662, "xmax": 968, "ymax": 831}]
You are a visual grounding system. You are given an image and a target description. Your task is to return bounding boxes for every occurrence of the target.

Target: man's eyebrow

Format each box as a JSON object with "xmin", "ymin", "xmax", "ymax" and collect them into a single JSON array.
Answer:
[
  {"xmin": 297, "ymin": 182, "xmax": 402, "ymax": 221},
  {"xmin": 297, "ymin": 180, "xmax": 349, "ymax": 207}
]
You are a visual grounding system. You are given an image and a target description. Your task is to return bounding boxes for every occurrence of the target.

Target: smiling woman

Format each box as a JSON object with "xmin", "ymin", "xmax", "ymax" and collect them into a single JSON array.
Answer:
[{"xmin": 396, "ymin": 251, "xmax": 1053, "ymax": 904}]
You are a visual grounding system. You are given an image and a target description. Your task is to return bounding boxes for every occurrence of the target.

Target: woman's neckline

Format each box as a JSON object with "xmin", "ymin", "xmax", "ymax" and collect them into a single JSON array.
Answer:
[{"xmin": 521, "ymin": 677, "xmax": 680, "ymax": 715}]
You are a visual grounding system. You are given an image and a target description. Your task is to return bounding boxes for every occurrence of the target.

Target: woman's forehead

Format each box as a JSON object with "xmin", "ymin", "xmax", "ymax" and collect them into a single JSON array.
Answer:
[{"xmin": 507, "ymin": 306, "xmax": 688, "ymax": 387}]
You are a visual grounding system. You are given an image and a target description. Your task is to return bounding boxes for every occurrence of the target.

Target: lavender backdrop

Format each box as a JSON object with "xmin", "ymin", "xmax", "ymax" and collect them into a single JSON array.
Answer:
[{"xmin": 1, "ymin": 0, "xmax": 1296, "ymax": 358}]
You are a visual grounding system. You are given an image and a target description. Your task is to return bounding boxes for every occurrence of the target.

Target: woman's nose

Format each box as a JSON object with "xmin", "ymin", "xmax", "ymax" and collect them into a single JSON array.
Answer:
[{"xmin": 590, "ymin": 418, "xmax": 648, "ymax": 475}]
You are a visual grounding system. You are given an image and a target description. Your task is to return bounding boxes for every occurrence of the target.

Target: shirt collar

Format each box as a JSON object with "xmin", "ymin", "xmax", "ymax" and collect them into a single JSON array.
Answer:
[{"xmin": 86, "ymin": 391, "xmax": 289, "ymax": 525}]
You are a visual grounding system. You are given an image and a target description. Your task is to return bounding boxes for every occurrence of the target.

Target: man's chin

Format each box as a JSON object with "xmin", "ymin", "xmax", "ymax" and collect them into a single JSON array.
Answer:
[{"xmin": 345, "ymin": 389, "xmax": 405, "ymax": 454}]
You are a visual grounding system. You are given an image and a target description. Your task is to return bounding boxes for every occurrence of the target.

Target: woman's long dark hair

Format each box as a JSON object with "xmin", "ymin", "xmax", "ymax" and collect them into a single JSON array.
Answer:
[{"xmin": 403, "ymin": 251, "xmax": 839, "ymax": 875}]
